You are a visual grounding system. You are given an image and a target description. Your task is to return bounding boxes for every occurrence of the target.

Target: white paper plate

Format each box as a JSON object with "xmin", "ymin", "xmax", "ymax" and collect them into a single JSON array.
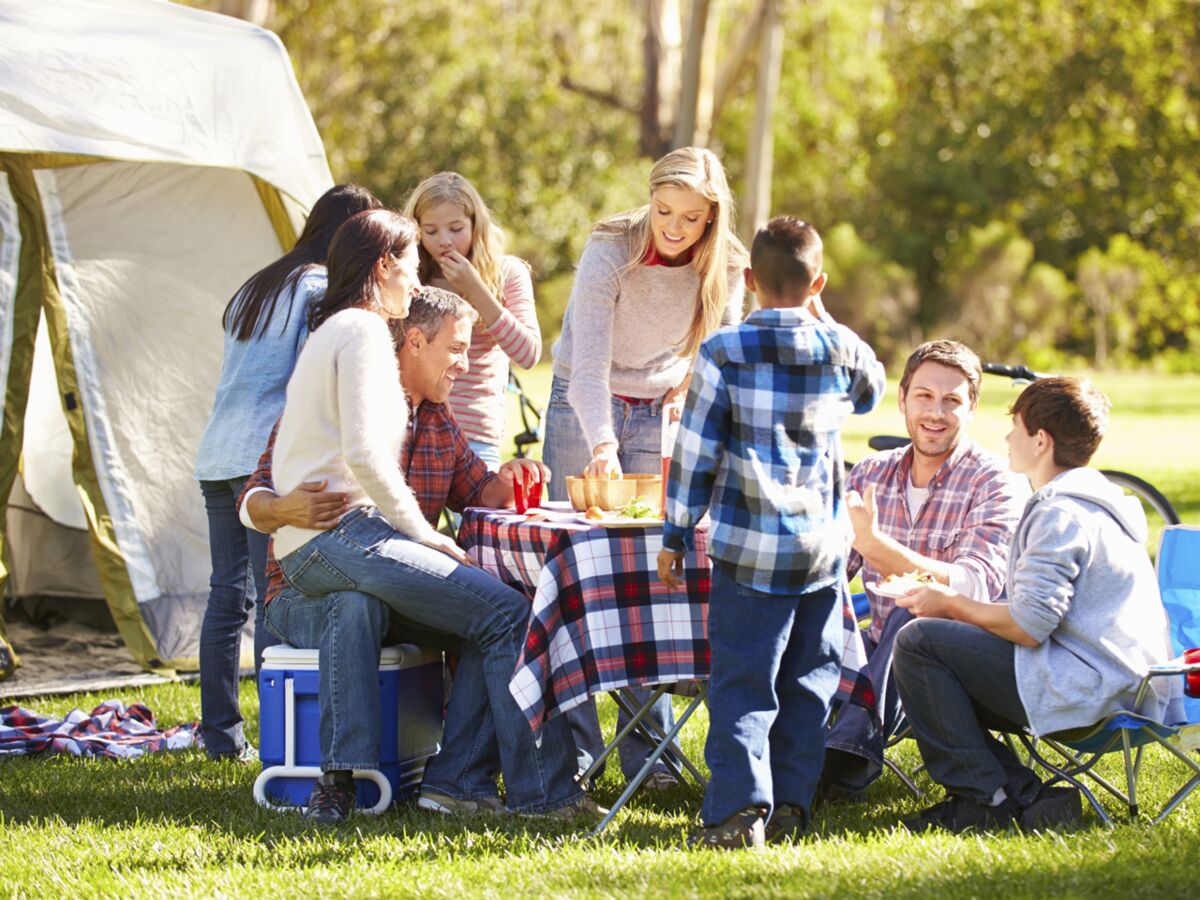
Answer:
[
  {"xmin": 576, "ymin": 514, "xmax": 664, "ymax": 529},
  {"xmin": 867, "ymin": 580, "xmax": 927, "ymax": 599}
]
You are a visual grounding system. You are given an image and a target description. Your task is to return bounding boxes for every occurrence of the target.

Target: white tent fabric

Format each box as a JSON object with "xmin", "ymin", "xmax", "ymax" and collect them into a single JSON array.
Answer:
[
  {"xmin": 0, "ymin": 0, "xmax": 331, "ymax": 208},
  {"xmin": 0, "ymin": 0, "xmax": 334, "ymax": 671}
]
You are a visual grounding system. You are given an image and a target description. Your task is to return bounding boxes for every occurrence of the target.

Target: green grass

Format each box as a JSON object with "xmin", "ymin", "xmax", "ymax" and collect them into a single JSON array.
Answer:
[
  {"xmin": 4, "ymin": 683, "xmax": 1200, "ymax": 898},
  {"xmin": 2, "ymin": 367, "xmax": 1198, "ymax": 898}
]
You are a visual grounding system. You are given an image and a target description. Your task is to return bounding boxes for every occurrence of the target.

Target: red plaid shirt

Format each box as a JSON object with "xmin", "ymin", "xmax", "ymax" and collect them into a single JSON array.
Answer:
[
  {"xmin": 238, "ymin": 401, "xmax": 496, "ymax": 603},
  {"xmin": 847, "ymin": 438, "xmax": 1029, "ymax": 641}
]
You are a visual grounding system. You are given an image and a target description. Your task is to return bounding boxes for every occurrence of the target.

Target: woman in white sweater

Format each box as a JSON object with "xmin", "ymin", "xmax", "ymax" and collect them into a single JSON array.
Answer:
[
  {"xmin": 543, "ymin": 146, "xmax": 749, "ymax": 790},
  {"xmin": 272, "ymin": 209, "xmax": 586, "ymax": 817}
]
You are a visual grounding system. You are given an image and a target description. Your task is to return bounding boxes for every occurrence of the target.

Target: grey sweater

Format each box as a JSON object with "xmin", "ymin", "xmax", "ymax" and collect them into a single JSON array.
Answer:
[
  {"xmin": 551, "ymin": 232, "xmax": 745, "ymax": 451},
  {"xmin": 1009, "ymin": 467, "xmax": 1183, "ymax": 735}
]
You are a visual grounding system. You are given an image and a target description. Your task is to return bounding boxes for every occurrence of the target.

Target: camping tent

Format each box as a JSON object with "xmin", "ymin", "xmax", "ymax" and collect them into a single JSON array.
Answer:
[{"xmin": 0, "ymin": 0, "xmax": 334, "ymax": 682}]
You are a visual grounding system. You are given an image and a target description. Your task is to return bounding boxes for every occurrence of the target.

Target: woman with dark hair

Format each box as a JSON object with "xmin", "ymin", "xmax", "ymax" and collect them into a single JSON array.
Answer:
[
  {"xmin": 193, "ymin": 183, "xmax": 380, "ymax": 761},
  {"xmin": 270, "ymin": 209, "xmax": 589, "ymax": 819}
]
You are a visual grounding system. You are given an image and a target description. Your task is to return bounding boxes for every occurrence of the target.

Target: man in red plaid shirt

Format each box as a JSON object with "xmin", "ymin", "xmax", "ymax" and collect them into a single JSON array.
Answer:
[
  {"xmin": 821, "ymin": 340, "xmax": 1030, "ymax": 799},
  {"xmin": 237, "ymin": 289, "xmax": 593, "ymax": 824}
]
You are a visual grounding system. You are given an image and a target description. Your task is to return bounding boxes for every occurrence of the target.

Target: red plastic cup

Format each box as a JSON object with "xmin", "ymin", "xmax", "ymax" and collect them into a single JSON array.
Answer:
[
  {"xmin": 1185, "ymin": 648, "xmax": 1200, "ymax": 698},
  {"xmin": 513, "ymin": 472, "xmax": 528, "ymax": 514},
  {"xmin": 527, "ymin": 472, "xmax": 543, "ymax": 509}
]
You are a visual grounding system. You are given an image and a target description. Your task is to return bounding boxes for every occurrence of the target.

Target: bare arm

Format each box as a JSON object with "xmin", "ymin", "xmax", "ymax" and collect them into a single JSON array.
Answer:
[
  {"xmin": 245, "ymin": 483, "xmax": 348, "ymax": 533},
  {"xmin": 896, "ymin": 583, "xmax": 1039, "ymax": 647}
]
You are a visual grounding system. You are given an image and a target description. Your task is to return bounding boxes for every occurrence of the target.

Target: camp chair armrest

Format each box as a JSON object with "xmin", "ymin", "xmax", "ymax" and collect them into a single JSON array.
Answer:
[{"xmin": 1146, "ymin": 658, "xmax": 1200, "ymax": 677}]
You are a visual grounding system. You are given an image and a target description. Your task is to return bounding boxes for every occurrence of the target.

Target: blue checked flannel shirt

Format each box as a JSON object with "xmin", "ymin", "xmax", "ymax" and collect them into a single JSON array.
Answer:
[{"xmin": 662, "ymin": 307, "xmax": 886, "ymax": 595}]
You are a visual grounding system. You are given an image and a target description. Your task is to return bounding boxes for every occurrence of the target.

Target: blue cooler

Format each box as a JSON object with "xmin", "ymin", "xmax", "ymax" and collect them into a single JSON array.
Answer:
[{"xmin": 253, "ymin": 643, "xmax": 445, "ymax": 814}]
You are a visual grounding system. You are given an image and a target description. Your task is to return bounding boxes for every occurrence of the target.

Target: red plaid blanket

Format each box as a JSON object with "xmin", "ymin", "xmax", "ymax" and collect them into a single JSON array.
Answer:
[{"xmin": 0, "ymin": 700, "xmax": 201, "ymax": 760}]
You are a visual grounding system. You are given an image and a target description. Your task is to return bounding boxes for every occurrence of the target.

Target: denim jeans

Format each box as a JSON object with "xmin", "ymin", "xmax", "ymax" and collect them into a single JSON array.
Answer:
[
  {"xmin": 822, "ymin": 607, "xmax": 913, "ymax": 793},
  {"xmin": 277, "ymin": 507, "xmax": 582, "ymax": 813},
  {"xmin": 542, "ymin": 374, "xmax": 676, "ymax": 780},
  {"xmin": 702, "ymin": 562, "xmax": 844, "ymax": 825},
  {"xmin": 262, "ymin": 588, "xmax": 386, "ymax": 771},
  {"xmin": 198, "ymin": 477, "xmax": 279, "ymax": 756},
  {"xmin": 891, "ymin": 617, "xmax": 1041, "ymax": 806}
]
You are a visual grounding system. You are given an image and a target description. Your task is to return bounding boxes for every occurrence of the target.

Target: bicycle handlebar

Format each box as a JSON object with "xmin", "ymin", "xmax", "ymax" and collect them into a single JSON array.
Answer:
[{"xmin": 981, "ymin": 362, "xmax": 1050, "ymax": 382}]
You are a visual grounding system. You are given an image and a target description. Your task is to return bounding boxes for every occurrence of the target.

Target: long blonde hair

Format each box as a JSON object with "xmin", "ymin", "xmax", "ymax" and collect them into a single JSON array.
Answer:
[
  {"xmin": 404, "ymin": 172, "xmax": 507, "ymax": 296},
  {"xmin": 594, "ymin": 147, "xmax": 748, "ymax": 358}
]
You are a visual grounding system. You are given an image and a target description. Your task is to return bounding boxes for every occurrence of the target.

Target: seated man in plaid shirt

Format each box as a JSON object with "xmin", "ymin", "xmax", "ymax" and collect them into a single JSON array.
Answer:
[
  {"xmin": 238, "ymin": 288, "xmax": 591, "ymax": 824},
  {"xmin": 658, "ymin": 216, "xmax": 886, "ymax": 849},
  {"xmin": 820, "ymin": 340, "xmax": 1030, "ymax": 800}
]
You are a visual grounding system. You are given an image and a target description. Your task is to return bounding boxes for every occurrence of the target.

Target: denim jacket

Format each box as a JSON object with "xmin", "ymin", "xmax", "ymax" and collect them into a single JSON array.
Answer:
[{"xmin": 194, "ymin": 266, "xmax": 326, "ymax": 481}]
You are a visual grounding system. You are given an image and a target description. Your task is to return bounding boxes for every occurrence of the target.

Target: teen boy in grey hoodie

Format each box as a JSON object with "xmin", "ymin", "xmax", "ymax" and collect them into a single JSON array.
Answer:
[{"xmin": 889, "ymin": 377, "xmax": 1182, "ymax": 833}]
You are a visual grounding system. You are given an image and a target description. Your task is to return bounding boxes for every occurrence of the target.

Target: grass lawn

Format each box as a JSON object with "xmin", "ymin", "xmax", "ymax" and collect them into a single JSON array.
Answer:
[{"xmin": 3, "ymin": 368, "xmax": 1198, "ymax": 898}]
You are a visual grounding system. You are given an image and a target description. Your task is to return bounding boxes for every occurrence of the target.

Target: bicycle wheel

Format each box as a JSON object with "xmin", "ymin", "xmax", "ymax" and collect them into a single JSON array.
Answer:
[{"xmin": 1100, "ymin": 470, "xmax": 1181, "ymax": 558}]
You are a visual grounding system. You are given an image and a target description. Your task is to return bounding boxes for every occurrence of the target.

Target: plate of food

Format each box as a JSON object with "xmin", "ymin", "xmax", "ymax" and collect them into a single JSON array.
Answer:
[
  {"xmin": 867, "ymin": 571, "xmax": 934, "ymax": 598},
  {"xmin": 578, "ymin": 498, "xmax": 664, "ymax": 528}
]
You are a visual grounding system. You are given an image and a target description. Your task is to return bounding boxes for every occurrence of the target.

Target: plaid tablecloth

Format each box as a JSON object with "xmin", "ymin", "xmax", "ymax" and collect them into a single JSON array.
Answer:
[{"xmin": 459, "ymin": 507, "xmax": 875, "ymax": 732}]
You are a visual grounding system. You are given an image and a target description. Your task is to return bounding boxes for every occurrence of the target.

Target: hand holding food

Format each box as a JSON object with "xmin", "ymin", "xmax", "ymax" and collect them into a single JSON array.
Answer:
[
  {"xmin": 895, "ymin": 579, "xmax": 959, "ymax": 620},
  {"xmin": 584, "ymin": 443, "xmax": 622, "ymax": 479},
  {"xmin": 846, "ymin": 484, "xmax": 880, "ymax": 549}
]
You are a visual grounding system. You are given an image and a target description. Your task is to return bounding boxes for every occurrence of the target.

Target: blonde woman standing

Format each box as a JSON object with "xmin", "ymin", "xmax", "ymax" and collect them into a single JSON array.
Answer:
[
  {"xmin": 405, "ymin": 172, "xmax": 540, "ymax": 470},
  {"xmin": 543, "ymin": 146, "xmax": 748, "ymax": 790},
  {"xmin": 545, "ymin": 146, "xmax": 748, "ymax": 485}
]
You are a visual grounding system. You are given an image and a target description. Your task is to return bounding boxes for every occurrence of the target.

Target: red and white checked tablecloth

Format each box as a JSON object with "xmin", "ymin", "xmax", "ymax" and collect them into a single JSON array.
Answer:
[{"xmin": 459, "ymin": 508, "xmax": 876, "ymax": 733}]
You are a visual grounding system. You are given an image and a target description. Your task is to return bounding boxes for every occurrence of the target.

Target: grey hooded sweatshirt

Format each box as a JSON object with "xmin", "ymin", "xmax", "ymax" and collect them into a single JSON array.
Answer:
[{"xmin": 1008, "ymin": 467, "xmax": 1183, "ymax": 736}]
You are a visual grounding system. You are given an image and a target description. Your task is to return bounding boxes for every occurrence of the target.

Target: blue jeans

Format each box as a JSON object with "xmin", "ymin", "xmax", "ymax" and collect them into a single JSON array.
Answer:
[
  {"xmin": 702, "ymin": 563, "xmax": 843, "ymax": 825},
  {"xmin": 541, "ymin": 373, "xmax": 676, "ymax": 780},
  {"xmin": 263, "ymin": 589, "xmax": 386, "ymax": 770},
  {"xmin": 277, "ymin": 508, "xmax": 582, "ymax": 813},
  {"xmin": 822, "ymin": 607, "xmax": 914, "ymax": 793},
  {"xmin": 199, "ymin": 477, "xmax": 278, "ymax": 756},
  {"xmin": 891, "ymin": 618, "xmax": 1041, "ymax": 806}
]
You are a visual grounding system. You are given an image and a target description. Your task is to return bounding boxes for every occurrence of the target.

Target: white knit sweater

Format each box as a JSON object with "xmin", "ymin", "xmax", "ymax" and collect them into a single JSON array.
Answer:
[{"xmin": 271, "ymin": 308, "xmax": 437, "ymax": 559}]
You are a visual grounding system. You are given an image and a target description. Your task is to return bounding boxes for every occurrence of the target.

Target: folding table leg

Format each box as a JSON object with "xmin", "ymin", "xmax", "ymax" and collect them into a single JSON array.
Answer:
[
  {"xmin": 587, "ymin": 686, "xmax": 709, "ymax": 838},
  {"xmin": 611, "ymin": 689, "xmax": 708, "ymax": 787},
  {"xmin": 577, "ymin": 685, "xmax": 674, "ymax": 789}
]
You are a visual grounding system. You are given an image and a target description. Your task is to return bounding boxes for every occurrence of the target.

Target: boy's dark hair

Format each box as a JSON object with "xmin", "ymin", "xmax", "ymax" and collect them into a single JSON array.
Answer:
[
  {"xmin": 750, "ymin": 216, "xmax": 823, "ymax": 297},
  {"xmin": 390, "ymin": 286, "xmax": 476, "ymax": 345},
  {"xmin": 1010, "ymin": 377, "xmax": 1110, "ymax": 468},
  {"xmin": 899, "ymin": 340, "xmax": 983, "ymax": 406}
]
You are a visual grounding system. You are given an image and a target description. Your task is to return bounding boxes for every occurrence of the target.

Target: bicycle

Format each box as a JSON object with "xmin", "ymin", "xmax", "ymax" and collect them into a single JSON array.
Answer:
[
  {"xmin": 859, "ymin": 361, "xmax": 1180, "ymax": 555},
  {"xmin": 507, "ymin": 370, "xmax": 544, "ymax": 460}
]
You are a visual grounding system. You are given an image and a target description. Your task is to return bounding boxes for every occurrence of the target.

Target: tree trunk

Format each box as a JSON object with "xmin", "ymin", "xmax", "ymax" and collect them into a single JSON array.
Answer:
[
  {"xmin": 641, "ymin": 0, "xmax": 683, "ymax": 158},
  {"xmin": 711, "ymin": 0, "xmax": 767, "ymax": 130},
  {"xmin": 674, "ymin": 0, "xmax": 716, "ymax": 149},
  {"xmin": 741, "ymin": 0, "xmax": 784, "ymax": 242}
]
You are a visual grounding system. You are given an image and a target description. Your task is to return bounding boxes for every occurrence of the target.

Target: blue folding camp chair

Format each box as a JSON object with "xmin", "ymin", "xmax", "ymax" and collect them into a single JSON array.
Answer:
[{"xmin": 1017, "ymin": 524, "xmax": 1200, "ymax": 825}]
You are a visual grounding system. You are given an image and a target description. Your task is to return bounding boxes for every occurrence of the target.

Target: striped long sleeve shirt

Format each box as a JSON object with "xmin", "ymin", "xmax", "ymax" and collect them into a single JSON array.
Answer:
[
  {"xmin": 448, "ymin": 256, "xmax": 541, "ymax": 446},
  {"xmin": 663, "ymin": 307, "xmax": 886, "ymax": 595}
]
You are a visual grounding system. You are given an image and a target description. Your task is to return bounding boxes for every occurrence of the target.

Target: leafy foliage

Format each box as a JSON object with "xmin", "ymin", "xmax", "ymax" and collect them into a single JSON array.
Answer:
[{"xmin": 183, "ymin": 0, "xmax": 1200, "ymax": 368}]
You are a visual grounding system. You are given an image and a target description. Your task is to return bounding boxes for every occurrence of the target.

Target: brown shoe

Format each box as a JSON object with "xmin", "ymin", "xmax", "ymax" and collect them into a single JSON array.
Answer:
[
  {"xmin": 522, "ymin": 795, "xmax": 609, "ymax": 822},
  {"xmin": 686, "ymin": 807, "xmax": 767, "ymax": 851},
  {"xmin": 764, "ymin": 803, "xmax": 808, "ymax": 844}
]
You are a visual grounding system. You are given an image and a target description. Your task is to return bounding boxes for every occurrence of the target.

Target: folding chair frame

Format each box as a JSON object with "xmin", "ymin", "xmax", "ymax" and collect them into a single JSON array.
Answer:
[{"xmin": 1018, "ymin": 664, "xmax": 1200, "ymax": 826}]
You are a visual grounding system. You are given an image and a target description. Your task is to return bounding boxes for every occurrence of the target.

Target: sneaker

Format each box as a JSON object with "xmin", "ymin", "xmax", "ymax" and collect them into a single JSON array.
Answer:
[
  {"xmin": 639, "ymin": 770, "xmax": 680, "ymax": 793},
  {"xmin": 417, "ymin": 790, "xmax": 506, "ymax": 816},
  {"xmin": 520, "ymin": 795, "xmax": 609, "ymax": 821},
  {"xmin": 1020, "ymin": 783, "xmax": 1082, "ymax": 830},
  {"xmin": 902, "ymin": 794, "xmax": 1020, "ymax": 834},
  {"xmin": 764, "ymin": 803, "xmax": 808, "ymax": 844},
  {"xmin": 686, "ymin": 806, "xmax": 767, "ymax": 851},
  {"xmin": 207, "ymin": 743, "xmax": 259, "ymax": 764},
  {"xmin": 304, "ymin": 774, "xmax": 356, "ymax": 825}
]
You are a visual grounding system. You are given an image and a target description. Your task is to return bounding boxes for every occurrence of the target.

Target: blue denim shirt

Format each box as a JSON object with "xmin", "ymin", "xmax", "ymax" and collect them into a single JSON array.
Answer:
[{"xmin": 194, "ymin": 266, "xmax": 326, "ymax": 481}]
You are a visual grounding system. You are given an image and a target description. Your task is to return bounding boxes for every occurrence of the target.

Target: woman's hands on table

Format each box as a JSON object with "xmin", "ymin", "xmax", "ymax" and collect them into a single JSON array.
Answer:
[{"xmin": 584, "ymin": 441, "xmax": 622, "ymax": 479}]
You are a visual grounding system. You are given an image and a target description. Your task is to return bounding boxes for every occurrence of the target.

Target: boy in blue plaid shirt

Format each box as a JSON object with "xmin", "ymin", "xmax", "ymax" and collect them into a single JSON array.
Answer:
[{"xmin": 658, "ymin": 216, "xmax": 886, "ymax": 849}]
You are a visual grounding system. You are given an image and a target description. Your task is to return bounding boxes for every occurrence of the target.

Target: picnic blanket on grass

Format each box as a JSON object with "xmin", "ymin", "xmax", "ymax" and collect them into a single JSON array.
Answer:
[{"xmin": 0, "ymin": 700, "xmax": 200, "ymax": 759}]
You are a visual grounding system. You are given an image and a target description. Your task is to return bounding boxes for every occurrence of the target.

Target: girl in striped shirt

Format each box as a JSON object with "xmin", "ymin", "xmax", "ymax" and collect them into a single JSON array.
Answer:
[{"xmin": 405, "ymin": 173, "xmax": 540, "ymax": 470}]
